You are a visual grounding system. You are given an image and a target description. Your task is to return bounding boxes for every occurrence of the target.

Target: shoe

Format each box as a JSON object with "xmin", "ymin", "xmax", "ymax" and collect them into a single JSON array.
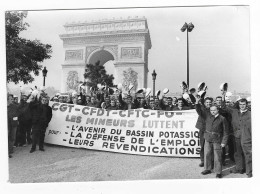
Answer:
[
  {"xmin": 19, "ymin": 144, "xmax": 27, "ymax": 147},
  {"xmin": 9, "ymin": 155, "xmax": 13, "ymax": 158},
  {"xmin": 247, "ymin": 174, "xmax": 252, "ymax": 178},
  {"xmin": 30, "ymin": 149, "xmax": 35, "ymax": 153},
  {"xmin": 216, "ymin": 174, "xmax": 222, "ymax": 178},
  {"xmin": 39, "ymin": 148, "xmax": 45, "ymax": 151},
  {"xmin": 201, "ymin": 170, "xmax": 211, "ymax": 175},
  {"xmin": 231, "ymin": 169, "xmax": 244, "ymax": 174},
  {"xmin": 199, "ymin": 163, "xmax": 204, "ymax": 167}
]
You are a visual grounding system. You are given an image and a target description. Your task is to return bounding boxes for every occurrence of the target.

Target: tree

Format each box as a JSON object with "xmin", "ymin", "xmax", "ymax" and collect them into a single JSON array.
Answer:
[
  {"xmin": 6, "ymin": 11, "xmax": 52, "ymax": 84},
  {"xmin": 84, "ymin": 60, "xmax": 114, "ymax": 89}
]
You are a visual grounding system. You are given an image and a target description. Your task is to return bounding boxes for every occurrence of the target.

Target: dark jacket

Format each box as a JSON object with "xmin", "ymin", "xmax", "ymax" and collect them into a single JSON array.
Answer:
[
  {"xmin": 30, "ymin": 101, "xmax": 52, "ymax": 129},
  {"xmin": 172, "ymin": 106, "xmax": 190, "ymax": 111},
  {"xmin": 195, "ymin": 104, "xmax": 209, "ymax": 132},
  {"xmin": 165, "ymin": 105, "xmax": 175, "ymax": 111},
  {"xmin": 195, "ymin": 104, "xmax": 229, "ymax": 144},
  {"xmin": 18, "ymin": 100, "xmax": 32, "ymax": 122},
  {"xmin": 226, "ymin": 107, "xmax": 251, "ymax": 142},
  {"xmin": 7, "ymin": 103, "xmax": 19, "ymax": 128}
]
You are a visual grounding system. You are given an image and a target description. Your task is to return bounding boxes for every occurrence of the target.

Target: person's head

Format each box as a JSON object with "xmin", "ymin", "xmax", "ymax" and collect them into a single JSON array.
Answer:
[
  {"xmin": 149, "ymin": 100, "xmax": 155, "ymax": 108},
  {"xmin": 8, "ymin": 94, "xmax": 14, "ymax": 104},
  {"xmin": 225, "ymin": 100, "xmax": 231, "ymax": 107},
  {"xmin": 154, "ymin": 97, "xmax": 159, "ymax": 105},
  {"xmin": 177, "ymin": 98, "xmax": 184, "ymax": 107},
  {"xmin": 140, "ymin": 97, "xmax": 145, "ymax": 104},
  {"xmin": 215, "ymin": 96, "xmax": 223, "ymax": 107},
  {"xmin": 41, "ymin": 96, "xmax": 49, "ymax": 105},
  {"xmin": 77, "ymin": 97, "xmax": 82, "ymax": 105},
  {"xmin": 172, "ymin": 97, "xmax": 178, "ymax": 104},
  {"xmin": 22, "ymin": 95, "xmax": 28, "ymax": 102},
  {"xmin": 163, "ymin": 97, "xmax": 168, "ymax": 105},
  {"xmin": 58, "ymin": 96, "xmax": 63, "ymax": 103},
  {"xmin": 116, "ymin": 100, "xmax": 121, "ymax": 107},
  {"xmin": 239, "ymin": 98, "xmax": 248, "ymax": 111},
  {"xmin": 86, "ymin": 95, "xmax": 91, "ymax": 102},
  {"xmin": 13, "ymin": 96, "xmax": 18, "ymax": 103},
  {"xmin": 91, "ymin": 96, "xmax": 96, "ymax": 103},
  {"xmin": 167, "ymin": 97, "xmax": 173, "ymax": 106},
  {"xmin": 126, "ymin": 95, "xmax": 132, "ymax": 104},
  {"xmin": 105, "ymin": 96, "xmax": 110, "ymax": 104},
  {"xmin": 204, "ymin": 97, "xmax": 213, "ymax": 108},
  {"xmin": 53, "ymin": 97, "xmax": 59, "ymax": 102},
  {"xmin": 210, "ymin": 105, "xmax": 219, "ymax": 116},
  {"xmin": 65, "ymin": 96, "xmax": 71, "ymax": 103},
  {"xmin": 110, "ymin": 99, "xmax": 116, "ymax": 107},
  {"xmin": 72, "ymin": 97, "xmax": 77, "ymax": 104}
]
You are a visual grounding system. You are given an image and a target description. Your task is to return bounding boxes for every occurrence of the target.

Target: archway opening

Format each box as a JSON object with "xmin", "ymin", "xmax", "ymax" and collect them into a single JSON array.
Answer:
[{"xmin": 89, "ymin": 50, "xmax": 115, "ymax": 77}]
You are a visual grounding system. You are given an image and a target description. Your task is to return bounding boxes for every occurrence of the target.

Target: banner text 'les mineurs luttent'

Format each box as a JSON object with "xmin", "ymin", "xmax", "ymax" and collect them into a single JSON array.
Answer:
[{"xmin": 45, "ymin": 102, "xmax": 200, "ymax": 157}]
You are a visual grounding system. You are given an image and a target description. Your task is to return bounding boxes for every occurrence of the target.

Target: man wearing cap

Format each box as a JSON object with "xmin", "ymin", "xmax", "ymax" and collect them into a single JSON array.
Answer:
[
  {"xmin": 195, "ymin": 99, "xmax": 229, "ymax": 178},
  {"xmin": 7, "ymin": 94, "xmax": 20, "ymax": 158},
  {"xmin": 227, "ymin": 98, "xmax": 252, "ymax": 177},
  {"xmin": 29, "ymin": 95, "xmax": 52, "ymax": 153}
]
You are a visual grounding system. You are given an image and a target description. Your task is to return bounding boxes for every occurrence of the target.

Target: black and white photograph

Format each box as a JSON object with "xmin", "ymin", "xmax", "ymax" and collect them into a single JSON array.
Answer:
[{"xmin": 1, "ymin": 0, "xmax": 260, "ymax": 193}]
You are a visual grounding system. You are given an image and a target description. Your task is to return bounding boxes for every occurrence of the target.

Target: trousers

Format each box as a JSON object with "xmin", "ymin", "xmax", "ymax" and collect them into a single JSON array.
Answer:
[
  {"xmin": 204, "ymin": 140, "xmax": 222, "ymax": 174},
  {"xmin": 222, "ymin": 135, "xmax": 235, "ymax": 162},
  {"xmin": 17, "ymin": 121, "xmax": 32, "ymax": 145},
  {"xmin": 8, "ymin": 125, "xmax": 17, "ymax": 154},
  {"xmin": 199, "ymin": 131, "xmax": 205, "ymax": 163},
  {"xmin": 31, "ymin": 125, "xmax": 47, "ymax": 150},
  {"xmin": 234, "ymin": 137, "xmax": 252, "ymax": 176}
]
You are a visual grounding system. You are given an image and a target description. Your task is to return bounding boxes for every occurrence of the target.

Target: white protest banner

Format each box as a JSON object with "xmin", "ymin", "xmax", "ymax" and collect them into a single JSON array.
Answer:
[{"xmin": 45, "ymin": 101, "xmax": 200, "ymax": 157}]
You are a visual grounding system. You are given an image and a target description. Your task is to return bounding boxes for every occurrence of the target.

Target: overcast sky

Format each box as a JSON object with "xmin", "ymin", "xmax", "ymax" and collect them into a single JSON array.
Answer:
[{"xmin": 7, "ymin": 5, "xmax": 250, "ymax": 97}]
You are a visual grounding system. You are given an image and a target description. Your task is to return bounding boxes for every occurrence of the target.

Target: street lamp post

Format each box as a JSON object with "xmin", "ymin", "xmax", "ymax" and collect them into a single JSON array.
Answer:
[
  {"xmin": 42, "ymin": 66, "xmax": 48, "ymax": 89},
  {"xmin": 152, "ymin": 70, "xmax": 157, "ymax": 97},
  {"xmin": 181, "ymin": 22, "xmax": 194, "ymax": 87}
]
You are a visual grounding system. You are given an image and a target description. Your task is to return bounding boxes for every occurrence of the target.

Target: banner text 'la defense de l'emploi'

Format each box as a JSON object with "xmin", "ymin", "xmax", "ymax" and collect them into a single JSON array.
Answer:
[{"xmin": 45, "ymin": 102, "xmax": 201, "ymax": 157}]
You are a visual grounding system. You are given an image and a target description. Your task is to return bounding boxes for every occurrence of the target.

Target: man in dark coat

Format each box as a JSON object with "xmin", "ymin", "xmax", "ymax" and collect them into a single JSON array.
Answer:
[
  {"xmin": 215, "ymin": 96, "xmax": 234, "ymax": 165},
  {"xmin": 7, "ymin": 94, "xmax": 19, "ymax": 158},
  {"xmin": 18, "ymin": 95, "xmax": 32, "ymax": 146},
  {"xmin": 29, "ymin": 95, "xmax": 52, "ymax": 153},
  {"xmin": 227, "ymin": 98, "xmax": 252, "ymax": 177},
  {"xmin": 195, "ymin": 97, "xmax": 213, "ymax": 167},
  {"xmin": 196, "ymin": 99, "xmax": 229, "ymax": 178}
]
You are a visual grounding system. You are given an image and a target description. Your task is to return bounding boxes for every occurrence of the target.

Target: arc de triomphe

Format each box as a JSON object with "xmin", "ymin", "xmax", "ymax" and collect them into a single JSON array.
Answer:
[{"xmin": 59, "ymin": 16, "xmax": 152, "ymax": 93}]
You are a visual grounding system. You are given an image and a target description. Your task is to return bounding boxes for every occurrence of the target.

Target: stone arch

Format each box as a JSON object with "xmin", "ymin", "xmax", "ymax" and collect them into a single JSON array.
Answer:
[
  {"xmin": 86, "ymin": 47, "xmax": 116, "ymax": 66},
  {"xmin": 60, "ymin": 17, "xmax": 151, "ymax": 93}
]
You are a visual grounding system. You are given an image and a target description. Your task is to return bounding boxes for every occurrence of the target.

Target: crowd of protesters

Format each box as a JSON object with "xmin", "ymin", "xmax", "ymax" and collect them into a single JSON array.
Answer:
[
  {"xmin": 7, "ymin": 90, "xmax": 52, "ymax": 158},
  {"xmin": 7, "ymin": 82, "xmax": 252, "ymax": 179}
]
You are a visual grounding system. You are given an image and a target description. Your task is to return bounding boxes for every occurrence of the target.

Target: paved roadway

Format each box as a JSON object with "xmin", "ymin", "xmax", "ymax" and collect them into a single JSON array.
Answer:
[{"xmin": 8, "ymin": 143, "xmax": 246, "ymax": 183}]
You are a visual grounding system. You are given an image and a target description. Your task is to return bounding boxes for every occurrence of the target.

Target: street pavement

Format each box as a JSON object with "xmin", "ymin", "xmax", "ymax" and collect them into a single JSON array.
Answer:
[{"xmin": 8, "ymin": 143, "xmax": 246, "ymax": 183}]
